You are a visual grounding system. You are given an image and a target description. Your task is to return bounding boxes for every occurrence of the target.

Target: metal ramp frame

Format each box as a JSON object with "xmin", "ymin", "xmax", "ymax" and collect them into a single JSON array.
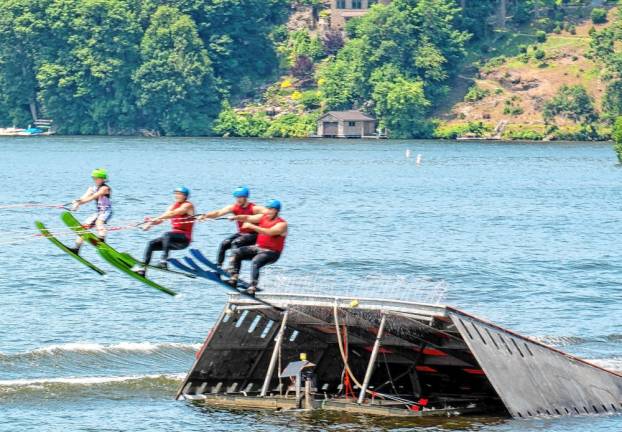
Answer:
[
  {"xmin": 178, "ymin": 292, "xmax": 622, "ymax": 419},
  {"xmin": 448, "ymin": 308, "xmax": 622, "ymax": 418}
]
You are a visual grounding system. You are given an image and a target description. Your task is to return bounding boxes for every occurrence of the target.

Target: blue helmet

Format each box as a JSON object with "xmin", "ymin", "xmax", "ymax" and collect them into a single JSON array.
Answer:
[
  {"xmin": 265, "ymin": 199, "xmax": 281, "ymax": 211},
  {"xmin": 233, "ymin": 186, "xmax": 250, "ymax": 198},
  {"xmin": 174, "ymin": 186, "xmax": 190, "ymax": 196}
]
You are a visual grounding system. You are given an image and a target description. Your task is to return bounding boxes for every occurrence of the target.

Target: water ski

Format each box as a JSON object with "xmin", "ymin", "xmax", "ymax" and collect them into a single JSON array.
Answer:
[
  {"xmin": 189, "ymin": 249, "xmax": 230, "ymax": 276},
  {"xmin": 97, "ymin": 247, "xmax": 178, "ymax": 297},
  {"xmin": 60, "ymin": 211, "xmax": 178, "ymax": 296},
  {"xmin": 116, "ymin": 252, "xmax": 196, "ymax": 279},
  {"xmin": 168, "ymin": 256, "xmax": 280, "ymax": 310},
  {"xmin": 35, "ymin": 220, "xmax": 106, "ymax": 275}
]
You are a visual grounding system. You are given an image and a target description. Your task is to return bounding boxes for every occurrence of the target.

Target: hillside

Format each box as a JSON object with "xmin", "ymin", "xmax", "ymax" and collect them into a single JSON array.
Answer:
[
  {"xmin": 437, "ymin": 7, "xmax": 619, "ymax": 140},
  {"xmin": 1, "ymin": 0, "xmax": 621, "ymax": 140},
  {"xmin": 223, "ymin": 1, "xmax": 622, "ymax": 141}
]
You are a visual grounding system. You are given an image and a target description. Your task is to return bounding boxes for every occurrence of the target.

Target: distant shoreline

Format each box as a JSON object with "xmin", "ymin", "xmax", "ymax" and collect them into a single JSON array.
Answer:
[{"xmin": 0, "ymin": 134, "xmax": 613, "ymax": 144}]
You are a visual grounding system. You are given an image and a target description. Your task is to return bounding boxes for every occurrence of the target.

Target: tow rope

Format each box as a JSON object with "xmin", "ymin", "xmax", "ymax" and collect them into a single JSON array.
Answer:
[
  {"xmin": 332, "ymin": 303, "xmax": 424, "ymax": 408},
  {"xmin": 0, "ymin": 214, "xmax": 226, "ymax": 246}
]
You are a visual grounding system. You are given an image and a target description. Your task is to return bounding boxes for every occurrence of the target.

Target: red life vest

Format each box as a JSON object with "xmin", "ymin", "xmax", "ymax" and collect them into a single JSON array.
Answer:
[
  {"xmin": 171, "ymin": 201, "xmax": 194, "ymax": 241},
  {"xmin": 256, "ymin": 214, "xmax": 286, "ymax": 252},
  {"xmin": 232, "ymin": 202, "xmax": 255, "ymax": 233}
]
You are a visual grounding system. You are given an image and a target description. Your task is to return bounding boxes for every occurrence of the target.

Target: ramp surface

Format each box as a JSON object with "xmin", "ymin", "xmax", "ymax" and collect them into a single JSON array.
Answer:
[{"xmin": 449, "ymin": 308, "xmax": 622, "ymax": 418}]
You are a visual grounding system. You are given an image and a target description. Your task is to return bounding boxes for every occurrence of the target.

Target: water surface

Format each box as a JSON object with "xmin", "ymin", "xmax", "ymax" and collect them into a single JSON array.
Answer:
[{"xmin": 0, "ymin": 137, "xmax": 620, "ymax": 431}]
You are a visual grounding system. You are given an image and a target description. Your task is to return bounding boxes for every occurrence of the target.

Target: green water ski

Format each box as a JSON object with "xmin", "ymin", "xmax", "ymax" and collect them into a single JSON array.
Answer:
[
  {"xmin": 35, "ymin": 221, "xmax": 106, "ymax": 275},
  {"xmin": 97, "ymin": 247, "xmax": 178, "ymax": 297},
  {"xmin": 60, "ymin": 211, "xmax": 178, "ymax": 296},
  {"xmin": 114, "ymin": 252, "xmax": 196, "ymax": 279}
]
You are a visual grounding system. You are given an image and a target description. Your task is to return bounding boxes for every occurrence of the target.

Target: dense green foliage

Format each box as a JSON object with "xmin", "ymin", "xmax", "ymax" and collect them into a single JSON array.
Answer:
[
  {"xmin": 590, "ymin": 7, "xmax": 622, "ymax": 121},
  {"xmin": 134, "ymin": 6, "xmax": 219, "ymax": 135},
  {"xmin": 503, "ymin": 125, "xmax": 545, "ymax": 141},
  {"xmin": 464, "ymin": 85, "xmax": 490, "ymax": 102},
  {"xmin": 318, "ymin": 0, "xmax": 469, "ymax": 138},
  {"xmin": 613, "ymin": 116, "xmax": 622, "ymax": 163},
  {"xmin": 0, "ymin": 0, "xmax": 289, "ymax": 135},
  {"xmin": 0, "ymin": 0, "xmax": 619, "ymax": 138},
  {"xmin": 543, "ymin": 85, "xmax": 597, "ymax": 124},
  {"xmin": 434, "ymin": 121, "xmax": 491, "ymax": 139},
  {"xmin": 591, "ymin": 8, "xmax": 608, "ymax": 24},
  {"xmin": 213, "ymin": 103, "xmax": 318, "ymax": 138}
]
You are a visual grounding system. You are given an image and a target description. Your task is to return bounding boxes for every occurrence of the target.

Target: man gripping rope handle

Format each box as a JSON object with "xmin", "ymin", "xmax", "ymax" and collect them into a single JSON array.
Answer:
[
  {"xmin": 68, "ymin": 168, "xmax": 112, "ymax": 255},
  {"xmin": 199, "ymin": 186, "xmax": 267, "ymax": 269},
  {"xmin": 227, "ymin": 199, "xmax": 287, "ymax": 296},
  {"xmin": 132, "ymin": 187, "xmax": 195, "ymax": 276}
]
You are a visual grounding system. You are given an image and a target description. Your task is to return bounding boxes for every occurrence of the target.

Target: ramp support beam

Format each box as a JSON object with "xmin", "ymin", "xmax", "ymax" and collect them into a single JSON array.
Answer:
[
  {"xmin": 260, "ymin": 309, "xmax": 289, "ymax": 397},
  {"xmin": 357, "ymin": 313, "xmax": 387, "ymax": 404}
]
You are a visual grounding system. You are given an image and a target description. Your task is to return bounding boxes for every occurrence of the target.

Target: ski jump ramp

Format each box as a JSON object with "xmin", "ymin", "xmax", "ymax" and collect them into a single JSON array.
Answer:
[{"xmin": 177, "ymin": 293, "xmax": 622, "ymax": 419}]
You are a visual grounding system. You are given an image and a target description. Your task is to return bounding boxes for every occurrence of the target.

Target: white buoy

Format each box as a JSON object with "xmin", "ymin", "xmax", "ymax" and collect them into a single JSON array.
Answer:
[
  {"xmin": 416, "ymin": 154, "xmax": 422, "ymax": 165},
  {"xmin": 405, "ymin": 149, "xmax": 412, "ymax": 158}
]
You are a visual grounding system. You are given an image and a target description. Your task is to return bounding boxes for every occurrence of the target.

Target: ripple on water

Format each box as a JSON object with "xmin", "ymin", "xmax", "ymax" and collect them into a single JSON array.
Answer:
[{"xmin": 1, "ymin": 138, "xmax": 621, "ymax": 431}]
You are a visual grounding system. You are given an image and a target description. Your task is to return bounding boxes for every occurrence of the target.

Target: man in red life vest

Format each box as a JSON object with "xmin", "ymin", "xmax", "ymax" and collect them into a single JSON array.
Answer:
[
  {"xmin": 199, "ymin": 186, "xmax": 267, "ymax": 269},
  {"xmin": 228, "ymin": 199, "xmax": 287, "ymax": 295},
  {"xmin": 133, "ymin": 187, "xmax": 195, "ymax": 276}
]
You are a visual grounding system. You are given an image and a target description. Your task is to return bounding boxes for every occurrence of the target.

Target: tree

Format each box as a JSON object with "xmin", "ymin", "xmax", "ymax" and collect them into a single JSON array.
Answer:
[
  {"xmin": 213, "ymin": 102, "xmax": 269, "ymax": 137},
  {"xmin": 193, "ymin": 0, "xmax": 290, "ymax": 96},
  {"xmin": 37, "ymin": 0, "xmax": 142, "ymax": 134},
  {"xmin": 352, "ymin": 0, "xmax": 469, "ymax": 91},
  {"xmin": 0, "ymin": 0, "xmax": 297, "ymax": 134},
  {"xmin": 590, "ymin": 9, "xmax": 622, "ymax": 120},
  {"xmin": 286, "ymin": 29, "xmax": 324, "ymax": 64},
  {"xmin": 591, "ymin": 8, "xmax": 607, "ymax": 25},
  {"xmin": 543, "ymin": 85, "xmax": 598, "ymax": 125},
  {"xmin": 133, "ymin": 5, "xmax": 220, "ymax": 135},
  {"xmin": 322, "ymin": 30, "xmax": 344, "ymax": 56},
  {"xmin": 291, "ymin": 55, "xmax": 314, "ymax": 79},
  {"xmin": 317, "ymin": 39, "xmax": 366, "ymax": 110},
  {"xmin": 457, "ymin": 0, "xmax": 496, "ymax": 40},
  {"xmin": 370, "ymin": 65, "xmax": 431, "ymax": 138},
  {"xmin": 317, "ymin": 0, "xmax": 468, "ymax": 137},
  {"xmin": 613, "ymin": 117, "xmax": 622, "ymax": 163},
  {"xmin": 512, "ymin": 0, "xmax": 535, "ymax": 25},
  {"xmin": 0, "ymin": 0, "xmax": 51, "ymax": 126},
  {"xmin": 603, "ymin": 81, "xmax": 622, "ymax": 121}
]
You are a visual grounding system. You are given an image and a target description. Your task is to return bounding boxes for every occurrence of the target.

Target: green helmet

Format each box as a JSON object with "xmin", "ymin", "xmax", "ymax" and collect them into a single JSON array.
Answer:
[{"xmin": 91, "ymin": 168, "xmax": 108, "ymax": 180}]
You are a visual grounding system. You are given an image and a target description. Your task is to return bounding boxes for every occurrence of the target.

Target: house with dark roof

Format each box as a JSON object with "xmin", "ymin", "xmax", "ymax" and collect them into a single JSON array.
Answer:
[
  {"xmin": 328, "ymin": 0, "xmax": 392, "ymax": 30},
  {"xmin": 316, "ymin": 110, "xmax": 378, "ymax": 138}
]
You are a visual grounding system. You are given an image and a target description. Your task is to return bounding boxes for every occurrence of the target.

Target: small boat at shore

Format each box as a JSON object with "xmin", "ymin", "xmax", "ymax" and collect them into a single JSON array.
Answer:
[{"xmin": 0, "ymin": 126, "xmax": 55, "ymax": 137}]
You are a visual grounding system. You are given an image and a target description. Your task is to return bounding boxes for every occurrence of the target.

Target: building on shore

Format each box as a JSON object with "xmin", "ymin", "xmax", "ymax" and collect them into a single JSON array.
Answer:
[
  {"xmin": 316, "ymin": 110, "xmax": 379, "ymax": 138},
  {"xmin": 328, "ymin": 0, "xmax": 391, "ymax": 30}
]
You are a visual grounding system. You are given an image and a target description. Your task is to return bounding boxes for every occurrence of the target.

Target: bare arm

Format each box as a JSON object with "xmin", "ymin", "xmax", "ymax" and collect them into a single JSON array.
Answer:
[
  {"xmin": 252, "ymin": 205, "xmax": 268, "ymax": 215},
  {"xmin": 73, "ymin": 186, "xmax": 109, "ymax": 209},
  {"xmin": 144, "ymin": 203, "xmax": 193, "ymax": 230},
  {"xmin": 198, "ymin": 205, "xmax": 234, "ymax": 220},
  {"xmin": 233, "ymin": 213, "xmax": 263, "ymax": 224},
  {"xmin": 154, "ymin": 202, "xmax": 194, "ymax": 222},
  {"xmin": 243, "ymin": 221, "xmax": 287, "ymax": 237}
]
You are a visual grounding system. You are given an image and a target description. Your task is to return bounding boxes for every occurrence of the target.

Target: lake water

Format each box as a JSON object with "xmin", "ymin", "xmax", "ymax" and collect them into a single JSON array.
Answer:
[{"xmin": 0, "ymin": 137, "xmax": 621, "ymax": 431}]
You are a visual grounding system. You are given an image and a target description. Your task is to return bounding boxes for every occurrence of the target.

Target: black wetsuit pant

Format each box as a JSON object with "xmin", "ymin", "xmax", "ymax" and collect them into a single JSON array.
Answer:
[
  {"xmin": 144, "ymin": 232, "xmax": 190, "ymax": 266},
  {"xmin": 217, "ymin": 232, "xmax": 257, "ymax": 266},
  {"xmin": 229, "ymin": 246, "xmax": 280, "ymax": 287}
]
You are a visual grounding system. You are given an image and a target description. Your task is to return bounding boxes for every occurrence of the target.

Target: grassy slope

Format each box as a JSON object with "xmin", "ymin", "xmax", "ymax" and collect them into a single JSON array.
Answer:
[
  {"xmin": 438, "ymin": 7, "xmax": 618, "ymax": 137},
  {"xmin": 232, "ymin": 5, "xmax": 617, "ymax": 139}
]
